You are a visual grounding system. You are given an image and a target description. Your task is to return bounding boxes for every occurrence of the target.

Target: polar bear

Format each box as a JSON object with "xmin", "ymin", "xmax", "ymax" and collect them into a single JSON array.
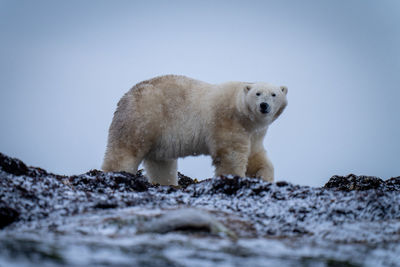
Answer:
[{"xmin": 102, "ymin": 75, "xmax": 287, "ymax": 185}]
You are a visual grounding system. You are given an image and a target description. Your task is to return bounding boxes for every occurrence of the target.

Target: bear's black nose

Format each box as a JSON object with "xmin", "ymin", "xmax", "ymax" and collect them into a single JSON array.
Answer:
[{"xmin": 260, "ymin": 102, "xmax": 270, "ymax": 114}]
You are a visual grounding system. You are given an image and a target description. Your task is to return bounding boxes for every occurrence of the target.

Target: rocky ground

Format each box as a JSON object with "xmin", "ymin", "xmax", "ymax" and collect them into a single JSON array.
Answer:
[{"xmin": 1, "ymin": 152, "xmax": 400, "ymax": 266}]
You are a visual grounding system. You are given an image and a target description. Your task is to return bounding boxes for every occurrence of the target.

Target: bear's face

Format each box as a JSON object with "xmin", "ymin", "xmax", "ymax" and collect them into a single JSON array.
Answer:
[{"xmin": 244, "ymin": 83, "xmax": 288, "ymax": 123}]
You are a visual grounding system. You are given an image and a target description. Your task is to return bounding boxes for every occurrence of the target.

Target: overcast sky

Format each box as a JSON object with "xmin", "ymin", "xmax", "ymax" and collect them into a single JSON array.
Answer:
[{"xmin": 0, "ymin": 0, "xmax": 399, "ymax": 186}]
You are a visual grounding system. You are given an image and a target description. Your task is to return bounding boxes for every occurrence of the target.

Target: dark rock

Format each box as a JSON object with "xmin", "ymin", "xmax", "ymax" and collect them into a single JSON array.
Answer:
[
  {"xmin": 271, "ymin": 191, "xmax": 286, "ymax": 200},
  {"xmin": 93, "ymin": 201, "xmax": 119, "ymax": 209},
  {"xmin": 178, "ymin": 172, "xmax": 196, "ymax": 188},
  {"xmin": 0, "ymin": 152, "xmax": 30, "ymax": 176},
  {"xmin": 69, "ymin": 169, "xmax": 152, "ymax": 193},
  {"xmin": 324, "ymin": 174, "xmax": 384, "ymax": 191},
  {"xmin": 0, "ymin": 152, "xmax": 59, "ymax": 178},
  {"xmin": 210, "ymin": 175, "xmax": 246, "ymax": 195},
  {"xmin": 198, "ymin": 175, "xmax": 270, "ymax": 195},
  {"xmin": 276, "ymin": 181, "xmax": 289, "ymax": 187},
  {"xmin": 385, "ymin": 176, "xmax": 400, "ymax": 191},
  {"xmin": 0, "ymin": 203, "xmax": 19, "ymax": 229}
]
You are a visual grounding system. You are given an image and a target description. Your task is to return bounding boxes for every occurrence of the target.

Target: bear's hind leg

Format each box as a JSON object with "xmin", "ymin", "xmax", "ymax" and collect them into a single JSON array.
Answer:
[
  {"xmin": 143, "ymin": 159, "xmax": 178, "ymax": 185},
  {"xmin": 102, "ymin": 147, "xmax": 142, "ymax": 175},
  {"xmin": 246, "ymin": 150, "xmax": 274, "ymax": 182}
]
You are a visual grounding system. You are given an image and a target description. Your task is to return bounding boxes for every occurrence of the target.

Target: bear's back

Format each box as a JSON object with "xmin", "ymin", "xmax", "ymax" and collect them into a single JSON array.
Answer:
[{"xmin": 132, "ymin": 75, "xmax": 208, "ymax": 93}]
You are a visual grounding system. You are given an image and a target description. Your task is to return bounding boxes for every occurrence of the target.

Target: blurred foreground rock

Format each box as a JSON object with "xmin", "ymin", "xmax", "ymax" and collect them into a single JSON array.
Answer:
[{"xmin": 1, "ymin": 152, "xmax": 400, "ymax": 266}]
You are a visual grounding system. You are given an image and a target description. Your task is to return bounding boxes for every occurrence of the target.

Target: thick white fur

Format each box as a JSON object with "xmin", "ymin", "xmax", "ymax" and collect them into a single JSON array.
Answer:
[{"xmin": 102, "ymin": 75, "xmax": 288, "ymax": 185}]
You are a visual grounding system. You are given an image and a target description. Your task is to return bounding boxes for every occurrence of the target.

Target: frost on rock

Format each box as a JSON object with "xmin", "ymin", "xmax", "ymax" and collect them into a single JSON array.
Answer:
[
  {"xmin": 0, "ymin": 152, "xmax": 400, "ymax": 266},
  {"xmin": 137, "ymin": 208, "xmax": 235, "ymax": 238}
]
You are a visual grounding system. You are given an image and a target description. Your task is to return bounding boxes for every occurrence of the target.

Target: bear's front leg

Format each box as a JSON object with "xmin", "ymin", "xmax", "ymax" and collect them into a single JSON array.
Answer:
[
  {"xmin": 246, "ymin": 150, "xmax": 274, "ymax": 182},
  {"xmin": 212, "ymin": 140, "xmax": 250, "ymax": 178}
]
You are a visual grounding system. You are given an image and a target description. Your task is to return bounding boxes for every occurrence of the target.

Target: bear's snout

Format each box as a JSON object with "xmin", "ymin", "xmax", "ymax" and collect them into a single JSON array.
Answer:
[{"xmin": 259, "ymin": 102, "xmax": 271, "ymax": 114}]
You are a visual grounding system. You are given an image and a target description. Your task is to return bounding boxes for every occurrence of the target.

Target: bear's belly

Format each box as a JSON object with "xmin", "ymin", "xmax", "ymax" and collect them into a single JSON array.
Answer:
[{"xmin": 148, "ymin": 127, "xmax": 210, "ymax": 160}]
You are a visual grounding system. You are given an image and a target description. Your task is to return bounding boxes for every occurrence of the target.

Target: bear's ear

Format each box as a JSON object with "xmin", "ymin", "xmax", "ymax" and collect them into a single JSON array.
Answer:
[
  {"xmin": 244, "ymin": 85, "xmax": 252, "ymax": 94},
  {"xmin": 280, "ymin": 86, "xmax": 288, "ymax": 95}
]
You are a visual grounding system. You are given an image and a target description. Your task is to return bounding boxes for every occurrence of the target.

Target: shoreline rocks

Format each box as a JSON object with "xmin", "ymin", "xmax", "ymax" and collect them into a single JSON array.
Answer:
[{"xmin": 1, "ymin": 152, "xmax": 399, "ymax": 266}]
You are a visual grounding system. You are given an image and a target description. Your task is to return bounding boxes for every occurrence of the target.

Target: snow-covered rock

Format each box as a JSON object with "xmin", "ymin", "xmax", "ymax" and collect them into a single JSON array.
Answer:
[{"xmin": 1, "ymin": 152, "xmax": 399, "ymax": 266}]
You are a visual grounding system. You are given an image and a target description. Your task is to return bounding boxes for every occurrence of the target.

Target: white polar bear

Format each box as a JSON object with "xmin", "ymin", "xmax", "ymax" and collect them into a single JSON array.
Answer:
[{"xmin": 102, "ymin": 75, "xmax": 288, "ymax": 185}]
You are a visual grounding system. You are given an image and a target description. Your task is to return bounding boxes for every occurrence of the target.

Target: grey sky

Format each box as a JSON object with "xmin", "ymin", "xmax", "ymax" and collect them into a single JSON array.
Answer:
[{"xmin": 0, "ymin": 0, "xmax": 399, "ymax": 186}]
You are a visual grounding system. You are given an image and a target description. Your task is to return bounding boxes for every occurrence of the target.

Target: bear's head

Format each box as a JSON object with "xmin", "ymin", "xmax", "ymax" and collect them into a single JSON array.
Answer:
[{"xmin": 243, "ymin": 83, "xmax": 288, "ymax": 124}]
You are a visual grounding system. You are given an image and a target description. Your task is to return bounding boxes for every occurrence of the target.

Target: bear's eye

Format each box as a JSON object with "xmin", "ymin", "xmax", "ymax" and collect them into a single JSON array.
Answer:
[
  {"xmin": 256, "ymin": 92, "xmax": 261, "ymax": 96},
  {"xmin": 272, "ymin": 93, "xmax": 276, "ymax": 97}
]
